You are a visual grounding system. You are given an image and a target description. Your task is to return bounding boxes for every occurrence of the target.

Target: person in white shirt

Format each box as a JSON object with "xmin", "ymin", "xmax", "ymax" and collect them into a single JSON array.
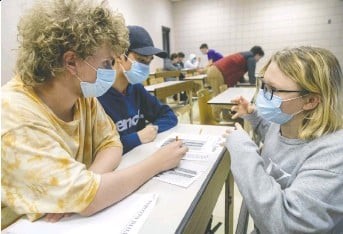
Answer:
[{"xmin": 184, "ymin": 53, "xmax": 200, "ymax": 69}]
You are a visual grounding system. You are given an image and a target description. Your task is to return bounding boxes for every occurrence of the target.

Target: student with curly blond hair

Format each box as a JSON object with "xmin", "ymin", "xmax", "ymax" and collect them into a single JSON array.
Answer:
[
  {"xmin": 224, "ymin": 46, "xmax": 343, "ymax": 233},
  {"xmin": 1, "ymin": 0, "xmax": 187, "ymax": 228}
]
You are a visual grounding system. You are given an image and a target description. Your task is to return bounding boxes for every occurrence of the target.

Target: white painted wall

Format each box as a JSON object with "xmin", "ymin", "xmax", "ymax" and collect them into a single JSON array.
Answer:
[
  {"xmin": 172, "ymin": 0, "xmax": 343, "ymax": 71},
  {"xmin": 1, "ymin": 0, "xmax": 174, "ymax": 85},
  {"xmin": 1, "ymin": 0, "xmax": 33, "ymax": 85},
  {"xmin": 108, "ymin": 0, "xmax": 174, "ymax": 72},
  {"xmin": 2, "ymin": 0, "xmax": 343, "ymax": 85}
]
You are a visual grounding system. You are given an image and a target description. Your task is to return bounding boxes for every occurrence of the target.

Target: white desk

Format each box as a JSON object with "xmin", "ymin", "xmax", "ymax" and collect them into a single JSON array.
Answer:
[
  {"xmin": 208, "ymin": 87, "xmax": 256, "ymax": 105},
  {"xmin": 184, "ymin": 74, "xmax": 207, "ymax": 80},
  {"xmin": 120, "ymin": 124, "xmax": 233, "ymax": 234},
  {"xmin": 144, "ymin": 81, "xmax": 185, "ymax": 93},
  {"xmin": 3, "ymin": 124, "xmax": 233, "ymax": 234},
  {"xmin": 184, "ymin": 74, "xmax": 207, "ymax": 87}
]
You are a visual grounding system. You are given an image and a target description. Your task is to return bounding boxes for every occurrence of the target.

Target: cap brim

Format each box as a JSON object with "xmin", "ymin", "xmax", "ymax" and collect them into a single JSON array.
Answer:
[{"xmin": 131, "ymin": 46, "xmax": 168, "ymax": 58}]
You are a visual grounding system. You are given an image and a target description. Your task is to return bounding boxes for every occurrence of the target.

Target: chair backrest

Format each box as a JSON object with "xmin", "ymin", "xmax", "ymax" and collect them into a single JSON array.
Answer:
[
  {"xmin": 197, "ymin": 89, "xmax": 217, "ymax": 125},
  {"xmin": 149, "ymin": 77, "xmax": 165, "ymax": 85}
]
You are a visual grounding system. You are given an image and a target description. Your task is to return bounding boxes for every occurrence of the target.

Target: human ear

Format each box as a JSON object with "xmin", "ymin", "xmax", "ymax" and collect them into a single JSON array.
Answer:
[
  {"xmin": 303, "ymin": 94, "xmax": 321, "ymax": 111},
  {"xmin": 63, "ymin": 51, "xmax": 79, "ymax": 75}
]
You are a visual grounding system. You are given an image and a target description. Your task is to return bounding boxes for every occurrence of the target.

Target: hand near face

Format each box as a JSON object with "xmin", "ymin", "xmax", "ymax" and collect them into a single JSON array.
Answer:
[
  {"xmin": 138, "ymin": 125, "xmax": 158, "ymax": 144},
  {"xmin": 230, "ymin": 96, "xmax": 255, "ymax": 119}
]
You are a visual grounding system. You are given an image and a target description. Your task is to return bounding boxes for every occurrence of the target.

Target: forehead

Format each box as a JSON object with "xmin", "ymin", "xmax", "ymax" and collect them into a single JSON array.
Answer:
[{"xmin": 264, "ymin": 61, "xmax": 300, "ymax": 89}]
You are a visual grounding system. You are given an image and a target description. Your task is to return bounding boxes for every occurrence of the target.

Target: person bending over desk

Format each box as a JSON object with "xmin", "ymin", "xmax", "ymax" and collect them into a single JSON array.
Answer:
[
  {"xmin": 98, "ymin": 26, "xmax": 178, "ymax": 154},
  {"xmin": 224, "ymin": 46, "xmax": 343, "ymax": 233},
  {"xmin": 1, "ymin": 0, "xmax": 187, "ymax": 228}
]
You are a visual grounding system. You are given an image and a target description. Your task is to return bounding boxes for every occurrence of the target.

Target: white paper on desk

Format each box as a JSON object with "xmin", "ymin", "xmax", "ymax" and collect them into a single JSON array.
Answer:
[
  {"xmin": 156, "ymin": 133, "xmax": 221, "ymax": 161},
  {"xmin": 2, "ymin": 193, "xmax": 158, "ymax": 234},
  {"xmin": 154, "ymin": 160, "xmax": 206, "ymax": 188}
]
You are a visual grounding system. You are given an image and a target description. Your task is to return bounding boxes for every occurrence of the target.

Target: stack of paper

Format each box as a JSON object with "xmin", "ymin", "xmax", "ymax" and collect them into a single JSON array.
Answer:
[
  {"xmin": 157, "ymin": 133, "xmax": 221, "ymax": 161},
  {"xmin": 3, "ymin": 193, "xmax": 158, "ymax": 234},
  {"xmin": 154, "ymin": 160, "xmax": 206, "ymax": 188}
]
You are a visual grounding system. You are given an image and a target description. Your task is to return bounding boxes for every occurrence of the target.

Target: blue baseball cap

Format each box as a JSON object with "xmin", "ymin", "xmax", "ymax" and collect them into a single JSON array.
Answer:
[{"xmin": 128, "ymin": 25, "xmax": 167, "ymax": 58}]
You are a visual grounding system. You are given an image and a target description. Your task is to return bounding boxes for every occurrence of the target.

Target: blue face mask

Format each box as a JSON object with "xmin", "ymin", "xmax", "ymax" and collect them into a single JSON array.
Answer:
[
  {"xmin": 78, "ymin": 61, "xmax": 116, "ymax": 98},
  {"xmin": 255, "ymin": 89, "xmax": 304, "ymax": 125},
  {"xmin": 122, "ymin": 58, "xmax": 150, "ymax": 84}
]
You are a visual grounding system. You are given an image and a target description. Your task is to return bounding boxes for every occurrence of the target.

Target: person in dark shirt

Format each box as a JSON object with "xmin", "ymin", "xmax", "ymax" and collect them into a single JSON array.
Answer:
[
  {"xmin": 207, "ymin": 46, "xmax": 264, "ymax": 121},
  {"xmin": 164, "ymin": 53, "xmax": 181, "ymax": 70},
  {"xmin": 98, "ymin": 26, "xmax": 178, "ymax": 154},
  {"xmin": 177, "ymin": 52, "xmax": 185, "ymax": 69},
  {"xmin": 208, "ymin": 46, "xmax": 264, "ymax": 95},
  {"xmin": 200, "ymin": 43, "xmax": 223, "ymax": 66}
]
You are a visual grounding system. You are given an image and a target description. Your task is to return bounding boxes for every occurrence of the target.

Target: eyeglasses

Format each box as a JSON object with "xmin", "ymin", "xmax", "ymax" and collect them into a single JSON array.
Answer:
[{"xmin": 258, "ymin": 76, "xmax": 309, "ymax": 100}]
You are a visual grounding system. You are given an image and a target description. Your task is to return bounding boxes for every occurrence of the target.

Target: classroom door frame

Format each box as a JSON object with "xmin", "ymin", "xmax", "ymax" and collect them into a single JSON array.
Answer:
[{"xmin": 162, "ymin": 26, "xmax": 170, "ymax": 58}]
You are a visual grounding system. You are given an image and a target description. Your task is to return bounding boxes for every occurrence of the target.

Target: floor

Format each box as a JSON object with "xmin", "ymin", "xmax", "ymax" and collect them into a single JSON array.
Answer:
[{"xmin": 176, "ymin": 99, "xmax": 255, "ymax": 234}]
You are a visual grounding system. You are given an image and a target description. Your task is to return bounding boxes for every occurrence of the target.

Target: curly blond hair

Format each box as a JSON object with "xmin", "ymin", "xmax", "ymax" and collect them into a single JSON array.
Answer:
[
  {"xmin": 261, "ymin": 46, "xmax": 343, "ymax": 140},
  {"xmin": 16, "ymin": 0, "xmax": 129, "ymax": 86}
]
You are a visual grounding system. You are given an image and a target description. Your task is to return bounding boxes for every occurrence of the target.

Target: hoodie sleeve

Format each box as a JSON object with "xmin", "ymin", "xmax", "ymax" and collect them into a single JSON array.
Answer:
[
  {"xmin": 120, "ymin": 132, "xmax": 141, "ymax": 154},
  {"xmin": 137, "ymin": 84, "xmax": 178, "ymax": 132},
  {"xmin": 242, "ymin": 110, "xmax": 271, "ymax": 142}
]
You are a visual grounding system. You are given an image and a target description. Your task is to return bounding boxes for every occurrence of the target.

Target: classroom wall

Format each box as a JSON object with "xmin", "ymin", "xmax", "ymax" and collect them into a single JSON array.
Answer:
[
  {"xmin": 108, "ymin": 0, "xmax": 174, "ymax": 72},
  {"xmin": 172, "ymin": 0, "xmax": 343, "ymax": 71},
  {"xmin": 1, "ymin": 0, "xmax": 174, "ymax": 85}
]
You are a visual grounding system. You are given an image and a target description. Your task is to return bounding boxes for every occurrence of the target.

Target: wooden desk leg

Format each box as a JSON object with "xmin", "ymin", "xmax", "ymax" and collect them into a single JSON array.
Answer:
[
  {"xmin": 225, "ymin": 171, "xmax": 234, "ymax": 234},
  {"xmin": 188, "ymin": 90, "xmax": 193, "ymax": 124}
]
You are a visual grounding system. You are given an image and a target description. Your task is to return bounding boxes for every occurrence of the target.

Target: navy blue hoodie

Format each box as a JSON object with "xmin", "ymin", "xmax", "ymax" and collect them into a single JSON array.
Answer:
[{"xmin": 98, "ymin": 84, "xmax": 177, "ymax": 154}]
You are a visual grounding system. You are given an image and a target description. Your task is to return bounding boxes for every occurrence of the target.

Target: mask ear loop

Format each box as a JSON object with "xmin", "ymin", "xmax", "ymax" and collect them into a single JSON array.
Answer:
[
  {"xmin": 76, "ymin": 60, "xmax": 97, "ymax": 83},
  {"xmin": 119, "ymin": 54, "xmax": 134, "ymax": 72},
  {"xmin": 284, "ymin": 93, "xmax": 309, "ymax": 117},
  {"xmin": 123, "ymin": 53, "xmax": 135, "ymax": 64},
  {"xmin": 84, "ymin": 60, "xmax": 97, "ymax": 71},
  {"xmin": 282, "ymin": 93, "xmax": 309, "ymax": 102},
  {"xmin": 75, "ymin": 74, "xmax": 83, "ymax": 83}
]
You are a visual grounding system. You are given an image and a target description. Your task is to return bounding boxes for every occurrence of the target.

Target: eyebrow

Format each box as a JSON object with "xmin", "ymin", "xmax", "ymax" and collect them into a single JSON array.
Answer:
[{"xmin": 260, "ymin": 76, "xmax": 278, "ymax": 87}]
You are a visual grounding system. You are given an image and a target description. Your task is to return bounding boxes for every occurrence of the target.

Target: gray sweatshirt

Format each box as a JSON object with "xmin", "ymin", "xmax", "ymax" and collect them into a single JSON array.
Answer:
[{"xmin": 225, "ymin": 111, "xmax": 343, "ymax": 234}]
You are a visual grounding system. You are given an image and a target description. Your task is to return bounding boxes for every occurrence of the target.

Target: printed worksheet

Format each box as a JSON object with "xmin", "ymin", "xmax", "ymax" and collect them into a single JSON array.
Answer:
[
  {"xmin": 154, "ymin": 160, "xmax": 207, "ymax": 188},
  {"xmin": 3, "ymin": 193, "xmax": 158, "ymax": 234},
  {"xmin": 157, "ymin": 133, "xmax": 222, "ymax": 161}
]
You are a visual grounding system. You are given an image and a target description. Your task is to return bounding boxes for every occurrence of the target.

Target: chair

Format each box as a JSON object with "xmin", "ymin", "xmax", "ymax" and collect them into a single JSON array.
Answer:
[
  {"xmin": 154, "ymin": 81, "xmax": 195, "ymax": 124},
  {"xmin": 197, "ymin": 89, "xmax": 235, "ymax": 126},
  {"xmin": 149, "ymin": 77, "xmax": 165, "ymax": 85}
]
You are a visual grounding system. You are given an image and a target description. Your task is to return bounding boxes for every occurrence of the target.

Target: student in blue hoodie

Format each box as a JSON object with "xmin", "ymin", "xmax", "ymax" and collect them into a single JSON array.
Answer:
[{"xmin": 98, "ymin": 26, "xmax": 177, "ymax": 154}]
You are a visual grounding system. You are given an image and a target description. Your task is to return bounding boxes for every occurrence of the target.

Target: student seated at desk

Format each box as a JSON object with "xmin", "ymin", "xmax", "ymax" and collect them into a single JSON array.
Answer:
[
  {"xmin": 1, "ymin": 0, "xmax": 187, "ymax": 227},
  {"xmin": 184, "ymin": 53, "xmax": 201, "ymax": 69},
  {"xmin": 164, "ymin": 53, "xmax": 182, "ymax": 71},
  {"xmin": 177, "ymin": 52, "xmax": 185, "ymax": 69},
  {"xmin": 224, "ymin": 46, "xmax": 343, "ymax": 233},
  {"xmin": 98, "ymin": 26, "xmax": 178, "ymax": 154}
]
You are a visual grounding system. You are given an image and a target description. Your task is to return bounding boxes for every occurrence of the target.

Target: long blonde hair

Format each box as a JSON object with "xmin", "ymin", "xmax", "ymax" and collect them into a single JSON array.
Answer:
[
  {"xmin": 262, "ymin": 46, "xmax": 343, "ymax": 140},
  {"xmin": 16, "ymin": 0, "xmax": 129, "ymax": 86}
]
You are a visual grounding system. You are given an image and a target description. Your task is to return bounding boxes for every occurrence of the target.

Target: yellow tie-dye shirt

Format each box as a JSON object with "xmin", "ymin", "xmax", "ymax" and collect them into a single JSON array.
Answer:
[{"xmin": 1, "ymin": 77, "xmax": 122, "ymax": 221}]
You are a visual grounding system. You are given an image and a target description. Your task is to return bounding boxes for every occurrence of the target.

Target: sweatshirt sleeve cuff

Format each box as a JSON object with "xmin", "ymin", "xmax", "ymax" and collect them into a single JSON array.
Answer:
[
  {"xmin": 242, "ymin": 110, "xmax": 259, "ymax": 122},
  {"xmin": 122, "ymin": 133, "xmax": 141, "ymax": 154}
]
